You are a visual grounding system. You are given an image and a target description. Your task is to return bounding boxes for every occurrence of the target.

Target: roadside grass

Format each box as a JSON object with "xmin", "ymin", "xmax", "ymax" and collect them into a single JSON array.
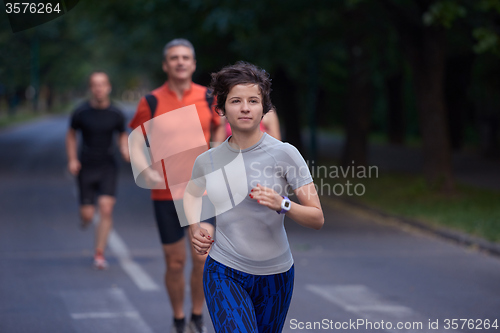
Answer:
[
  {"xmin": 319, "ymin": 126, "xmax": 422, "ymax": 147},
  {"xmin": 0, "ymin": 109, "xmax": 42, "ymax": 128},
  {"xmin": 0, "ymin": 102, "xmax": 73, "ymax": 129},
  {"xmin": 317, "ymin": 162, "xmax": 500, "ymax": 243}
]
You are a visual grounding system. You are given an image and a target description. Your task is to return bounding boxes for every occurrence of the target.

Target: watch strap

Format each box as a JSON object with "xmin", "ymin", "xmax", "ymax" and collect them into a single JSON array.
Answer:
[{"xmin": 277, "ymin": 196, "xmax": 290, "ymax": 214}]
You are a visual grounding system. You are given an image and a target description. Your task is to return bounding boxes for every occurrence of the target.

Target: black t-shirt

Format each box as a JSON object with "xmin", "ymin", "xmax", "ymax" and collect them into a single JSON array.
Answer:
[{"xmin": 70, "ymin": 101, "xmax": 125, "ymax": 166}]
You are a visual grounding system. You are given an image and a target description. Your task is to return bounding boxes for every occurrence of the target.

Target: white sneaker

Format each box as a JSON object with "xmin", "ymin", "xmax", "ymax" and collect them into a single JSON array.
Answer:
[{"xmin": 93, "ymin": 255, "xmax": 108, "ymax": 270}]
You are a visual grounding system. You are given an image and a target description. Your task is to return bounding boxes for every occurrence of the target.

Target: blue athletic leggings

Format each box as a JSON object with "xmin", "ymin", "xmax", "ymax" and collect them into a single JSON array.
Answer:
[{"xmin": 203, "ymin": 256, "xmax": 294, "ymax": 333}]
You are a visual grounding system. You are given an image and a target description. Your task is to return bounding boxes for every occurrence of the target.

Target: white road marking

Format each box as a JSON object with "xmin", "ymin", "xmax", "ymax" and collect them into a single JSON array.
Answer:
[
  {"xmin": 71, "ymin": 182, "xmax": 161, "ymax": 291},
  {"xmin": 307, "ymin": 285, "xmax": 413, "ymax": 317},
  {"xmin": 91, "ymin": 214, "xmax": 160, "ymax": 291},
  {"xmin": 108, "ymin": 230, "xmax": 160, "ymax": 291},
  {"xmin": 282, "ymin": 328, "xmax": 313, "ymax": 333},
  {"xmin": 306, "ymin": 284, "xmax": 460, "ymax": 333},
  {"xmin": 61, "ymin": 288, "xmax": 154, "ymax": 333},
  {"xmin": 71, "ymin": 311, "xmax": 139, "ymax": 319}
]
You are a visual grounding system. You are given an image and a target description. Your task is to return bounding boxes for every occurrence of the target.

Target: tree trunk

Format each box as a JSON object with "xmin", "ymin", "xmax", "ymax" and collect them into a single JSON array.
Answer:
[
  {"xmin": 342, "ymin": 9, "xmax": 372, "ymax": 168},
  {"xmin": 405, "ymin": 27, "xmax": 455, "ymax": 191},
  {"xmin": 273, "ymin": 68, "xmax": 303, "ymax": 151},
  {"xmin": 445, "ymin": 54, "xmax": 474, "ymax": 150},
  {"xmin": 386, "ymin": 73, "xmax": 405, "ymax": 145}
]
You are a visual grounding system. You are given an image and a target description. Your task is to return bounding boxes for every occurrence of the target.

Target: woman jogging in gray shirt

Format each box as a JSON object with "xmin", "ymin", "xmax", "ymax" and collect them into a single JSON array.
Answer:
[{"xmin": 184, "ymin": 61, "xmax": 324, "ymax": 333}]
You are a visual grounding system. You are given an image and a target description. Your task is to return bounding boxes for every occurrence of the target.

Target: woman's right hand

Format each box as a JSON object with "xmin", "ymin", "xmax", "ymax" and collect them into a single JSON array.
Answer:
[{"xmin": 189, "ymin": 224, "xmax": 214, "ymax": 255}]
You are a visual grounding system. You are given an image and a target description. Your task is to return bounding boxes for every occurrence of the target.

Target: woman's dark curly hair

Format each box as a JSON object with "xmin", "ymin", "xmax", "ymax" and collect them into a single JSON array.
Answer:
[{"xmin": 209, "ymin": 61, "xmax": 274, "ymax": 117}]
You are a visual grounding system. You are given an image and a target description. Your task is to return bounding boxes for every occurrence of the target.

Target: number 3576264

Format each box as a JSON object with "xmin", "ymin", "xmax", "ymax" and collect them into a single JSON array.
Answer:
[
  {"xmin": 443, "ymin": 319, "xmax": 498, "ymax": 330},
  {"xmin": 5, "ymin": 2, "xmax": 61, "ymax": 14}
]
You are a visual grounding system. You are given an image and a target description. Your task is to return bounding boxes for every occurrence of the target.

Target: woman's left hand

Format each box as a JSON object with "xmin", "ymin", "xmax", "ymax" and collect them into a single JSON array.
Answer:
[{"xmin": 249, "ymin": 183, "xmax": 283, "ymax": 212}]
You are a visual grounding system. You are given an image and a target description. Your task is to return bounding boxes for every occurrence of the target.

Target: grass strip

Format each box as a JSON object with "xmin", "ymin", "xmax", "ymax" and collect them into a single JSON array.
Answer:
[{"xmin": 317, "ymin": 165, "xmax": 500, "ymax": 243}]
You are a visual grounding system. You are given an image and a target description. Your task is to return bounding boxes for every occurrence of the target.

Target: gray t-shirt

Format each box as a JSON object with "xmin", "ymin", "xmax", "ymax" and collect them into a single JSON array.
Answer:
[{"xmin": 190, "ymin": 133, "xmax": 313, "ymax": 275}]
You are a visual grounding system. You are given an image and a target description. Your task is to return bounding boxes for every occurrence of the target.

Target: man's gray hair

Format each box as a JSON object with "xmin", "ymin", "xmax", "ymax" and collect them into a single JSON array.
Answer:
[{"xmin": 163, "ymin": 38, "xmax": 196, "ymax": 59}]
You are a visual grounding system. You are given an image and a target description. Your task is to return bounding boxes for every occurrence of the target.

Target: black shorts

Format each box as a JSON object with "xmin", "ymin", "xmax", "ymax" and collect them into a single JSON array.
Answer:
[
  {"xmin": 153, "ymin": 200, "xmax": 216, "ymax": 245},
  {"xmin": 77, "ymin": 164, "xmax": 118, "ymax": 205}
]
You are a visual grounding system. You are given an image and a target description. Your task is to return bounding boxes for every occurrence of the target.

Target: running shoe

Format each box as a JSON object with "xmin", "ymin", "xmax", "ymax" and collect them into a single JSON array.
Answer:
[
  {"xmin": 188, "ymin": 317, "xmax": 207, "ymax": 333},
  {"xmin": 80, "ymin": 213, "xmax": 97, "ymax": 230},
  {"xmin": 171, "ymin": 321, "xmax": 187, "ymax": 333},
  {"xmin": 80, "ymin": 219, "xmax": 92, "ymax": 230},
  {"xmin": 93, "ymin": 254, "xmax": 108, "ymax": 270}
]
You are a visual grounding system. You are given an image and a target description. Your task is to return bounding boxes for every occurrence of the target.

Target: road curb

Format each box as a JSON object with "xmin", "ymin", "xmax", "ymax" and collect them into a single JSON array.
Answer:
[{"xmin": 322, "ymin": 196, "xmax": 500, "ymax": 257}]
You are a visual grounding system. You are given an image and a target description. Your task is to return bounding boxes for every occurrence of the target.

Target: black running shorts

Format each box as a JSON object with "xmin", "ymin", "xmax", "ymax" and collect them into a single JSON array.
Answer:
[
  {"xmin": 77, "ymin": 164, "xmax": 118, "ymax": 205},
  {"xmin": 153, "ymin": 200, "xmax": 215, "ymax": 245}
]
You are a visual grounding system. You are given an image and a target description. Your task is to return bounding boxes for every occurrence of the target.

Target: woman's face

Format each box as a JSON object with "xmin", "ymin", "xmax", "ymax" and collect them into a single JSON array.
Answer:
[{"xmin": 225, "ymin": 84, "xmax": 263, "ymax": 134}]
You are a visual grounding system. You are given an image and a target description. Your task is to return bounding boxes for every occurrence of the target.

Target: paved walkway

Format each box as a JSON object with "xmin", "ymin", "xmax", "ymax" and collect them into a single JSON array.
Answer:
[{"xmin": 1, "ymin": 113, "xmax": 500, "ymax": 333}]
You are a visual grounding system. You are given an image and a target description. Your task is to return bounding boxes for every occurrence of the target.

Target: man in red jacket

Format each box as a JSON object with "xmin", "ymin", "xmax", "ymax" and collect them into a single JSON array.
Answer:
[{"xmin": 129, "ymin": 38, "xmax": 224, "ymax": 333}]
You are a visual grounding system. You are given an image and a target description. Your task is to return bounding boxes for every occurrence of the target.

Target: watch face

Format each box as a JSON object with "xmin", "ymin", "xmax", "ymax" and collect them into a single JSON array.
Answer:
[{"xmin": 284, "ymin": 201, "xmax": 290, "ymax": 208}]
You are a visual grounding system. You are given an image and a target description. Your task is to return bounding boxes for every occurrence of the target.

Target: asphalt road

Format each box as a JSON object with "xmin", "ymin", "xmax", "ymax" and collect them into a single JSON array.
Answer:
[{"xmin": 1, "ymin": 106, "xmax": 499, "ymax": 333}]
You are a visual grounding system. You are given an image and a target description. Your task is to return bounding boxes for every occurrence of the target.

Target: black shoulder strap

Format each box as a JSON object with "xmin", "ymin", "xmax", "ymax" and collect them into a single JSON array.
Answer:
[
  {"xmin": 205, "ymin": 89, "xmax": 214, "ymax": 111},
  {"xmin": 145, "ymin": 94, "xmax": 158, "ymax": 119},
  {"xmin": 146, "ymin": 91, "xmax": 211, "ymax": 118}
]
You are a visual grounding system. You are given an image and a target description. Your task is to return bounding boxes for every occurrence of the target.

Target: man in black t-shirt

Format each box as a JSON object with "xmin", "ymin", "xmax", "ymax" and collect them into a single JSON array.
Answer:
[{"xmin": 66, "ymin": 71, "xmax": 129, "ymax": 269}]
